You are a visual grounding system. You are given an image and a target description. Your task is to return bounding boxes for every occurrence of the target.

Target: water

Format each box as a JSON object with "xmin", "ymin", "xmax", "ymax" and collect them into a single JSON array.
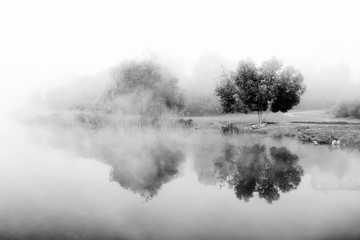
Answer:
[{"xmin": 1, "ymin": 120, "xmax": 360, "ymax": 240}]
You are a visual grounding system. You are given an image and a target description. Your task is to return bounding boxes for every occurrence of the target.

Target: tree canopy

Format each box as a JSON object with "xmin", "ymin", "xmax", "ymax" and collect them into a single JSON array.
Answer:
[
  {"xmin": 215, "ymin": 68, "xmax": 238, "ymax": 114},
  {"xmin": 215, "ymin": 67, "xmax": 248, "ymax": 121},
  {"xmin": 215, "ymin": 57, "xmax": 306, "ymax": 123},
  {"xmin": 104, "ymin": 58, "xmax": 184, "ymax": 125}
]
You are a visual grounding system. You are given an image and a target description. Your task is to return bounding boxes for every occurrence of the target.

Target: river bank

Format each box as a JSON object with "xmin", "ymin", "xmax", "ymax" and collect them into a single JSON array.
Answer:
[
  {"xmin": 236, "ymin": 122, "xmax": 360, "ymax": 149},
  {"xmin": 29, "ymin": 109, "xmax": 360, "ymax": 149},
  {"xmin": 192, "ymin": 110, "xmax": 360, "ymax": 149}
]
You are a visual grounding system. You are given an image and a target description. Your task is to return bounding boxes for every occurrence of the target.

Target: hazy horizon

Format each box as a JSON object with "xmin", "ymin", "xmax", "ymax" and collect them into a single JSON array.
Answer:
[{"xmin": 1, "ymin": 0, "xmax": 360, "ymax": 114}]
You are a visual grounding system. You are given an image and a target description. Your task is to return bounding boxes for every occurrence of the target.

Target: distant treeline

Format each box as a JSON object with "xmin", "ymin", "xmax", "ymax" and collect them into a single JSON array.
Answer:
[
  {"xmin": 182, "ymin": 94, "xmax": 221, "ymax": 116},
  {"xmin": 333, "ymin": 101, "xmax": 360, "ymax": 119},
  {"xmin": 39, "ymin": 55, "xmax": 359, "ymax": 122}
]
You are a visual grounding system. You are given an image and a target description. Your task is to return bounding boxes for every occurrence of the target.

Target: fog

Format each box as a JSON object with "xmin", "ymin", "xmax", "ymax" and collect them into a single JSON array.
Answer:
[
  {"xmin": 2, "ymin": 120, "xmax": 360, "ymax": 239},
  {"xmin": 1, "ymin": 1, "xmax": 360, "ymax": 239},
  {"xmin": 1, "ymin": 0, "xmax": 360, "ymax": 115},
  {"xmin": 24, "ymin": 52, "xmax": 360, "ymax": 118}
]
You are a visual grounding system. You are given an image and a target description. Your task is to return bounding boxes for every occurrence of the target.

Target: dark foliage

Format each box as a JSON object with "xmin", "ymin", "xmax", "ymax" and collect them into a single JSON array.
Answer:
[
  {"xmin": 214, "ymin": 144, "xmax": 304, "ymax": 203},
  {"xmin": 271, "ymin": 67, "xmax": 306, "ymax": 112},
  {"xmin": 215, "ymin": 68, "xmax": 249, "ymax": 114},
  {"xmin": 216, "ymin": 57, "xmax": 306, "ymax": 123},
  {"xmin": 178, "ymin": 118, "xmax": 194, "ymax": 128},
  {"xmin": 221, "ymin": 123, "xmax": 240, "ymax": 134},
  {"xmin": 235, "ymin": 59, "xmax": 269, "ymax": 113}
]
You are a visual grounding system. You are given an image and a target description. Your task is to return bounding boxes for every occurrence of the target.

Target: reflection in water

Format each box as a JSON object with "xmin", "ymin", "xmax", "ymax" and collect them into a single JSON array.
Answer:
[
  {"xmin": 43, "ymin": 125, "xmax": 309, "ymax": 203},
  {"xmin": 46, "ymin": 128, "xmax": 304, "ymax": 202},
  {"xmin": 46, "ymin": 129, "xmax": 186, "ymax": 200},
  {"xmin": 214, "ymin": 144, "xmax": 304, "ymax": 203},
  {"xmin": 10, "ymin": 124, "xmax": 360, "ymax": 240},
  {"xmin": 110, "ymin": 143, "xmax": 185, "ymax": 200}
]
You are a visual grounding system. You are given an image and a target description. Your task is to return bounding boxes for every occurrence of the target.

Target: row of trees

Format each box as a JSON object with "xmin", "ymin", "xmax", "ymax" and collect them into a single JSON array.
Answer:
[
  {"xmin": 216, "ymin": 57, "xmax": 306, "ymax": 123},
  {"xmin": 103, "ymin": 56, "xmax": 306, "ymax": 125}
]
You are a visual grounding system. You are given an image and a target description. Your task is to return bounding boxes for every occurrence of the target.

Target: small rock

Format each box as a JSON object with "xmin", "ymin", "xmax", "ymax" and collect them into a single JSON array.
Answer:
[{"xmin": 331, "ymin": 139, "xmax": 340, "ymax": 146}]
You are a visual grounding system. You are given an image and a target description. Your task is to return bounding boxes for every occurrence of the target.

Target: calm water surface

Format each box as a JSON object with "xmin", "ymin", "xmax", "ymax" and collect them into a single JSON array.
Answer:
[{"xmin": 1, "ymin": 120, "xmax": 360, "ymax": 240}]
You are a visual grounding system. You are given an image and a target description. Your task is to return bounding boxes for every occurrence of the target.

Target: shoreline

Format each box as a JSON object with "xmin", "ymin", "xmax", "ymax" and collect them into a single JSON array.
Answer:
[
  {"xmin": 29, "ymin": 109, "xmax": 360, "ymax": 149},
  {"xmin": 190, "ymin": 110, "xmax": 360, "ymax": 149},
  {"xmin": 209, "ymin": 121, "xmax": 360, "ymax": 149}
]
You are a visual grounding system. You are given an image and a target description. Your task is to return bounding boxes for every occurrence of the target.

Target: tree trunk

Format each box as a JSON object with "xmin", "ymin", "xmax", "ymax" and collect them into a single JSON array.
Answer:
[
  {"xmin": 257, "ymin": 110, "xmax": 263, "ymax": 124},
  {"xmin": 228, "ymin": 113, "xmax": 232, "ymax": 125},
  {"xmin": 263, "ymin": 101, "xmax": 273, "ymax": 123}
]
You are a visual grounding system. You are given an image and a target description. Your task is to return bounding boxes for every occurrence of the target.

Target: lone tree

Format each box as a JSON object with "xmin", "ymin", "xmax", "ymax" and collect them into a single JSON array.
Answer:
[{"xmin": 216, "ymin": 57, "xmax": 306, "ymax": 123}]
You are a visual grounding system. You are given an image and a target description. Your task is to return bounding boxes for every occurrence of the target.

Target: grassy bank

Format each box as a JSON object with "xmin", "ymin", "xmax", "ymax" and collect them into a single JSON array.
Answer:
[
  {"xmin": 192, "ymin": 110, "xmax": 360, "ymax": 149},
  {"xmin": 31, "ymin": 109, "xmax": 360, "ymax": 149},
  {"xmin": 240, "ymin": 123, "xmax": 360, "ymax": 148}
]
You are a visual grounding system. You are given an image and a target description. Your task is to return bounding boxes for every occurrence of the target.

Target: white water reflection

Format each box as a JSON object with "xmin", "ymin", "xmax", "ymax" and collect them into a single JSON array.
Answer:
[{"xmin": 1, "ymin": 120, "xmax": 360, "ymax": 239}]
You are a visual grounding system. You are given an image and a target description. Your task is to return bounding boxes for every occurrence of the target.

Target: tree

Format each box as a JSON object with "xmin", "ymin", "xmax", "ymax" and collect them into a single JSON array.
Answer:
[
  {"xmin": 235, "ymin": 59, "xmax": 269, "ymax": 123},
  {"xmin": 215, "ymin": 67, "xmax": 248, "ymax": 124},
  {"xmin": 216, "ymin": 57, "xmax": 306, "ymax": 123},
  {"xmin": 215, "ymin": 68, "xmax": 237, "ymax": 124},
  {"xmin": 270, "ymin": 66, "xmax": 306, "ymax": 112},
  {"xmin": 104, "ymin": 58, "xmax": 184, "ymax": 125}
]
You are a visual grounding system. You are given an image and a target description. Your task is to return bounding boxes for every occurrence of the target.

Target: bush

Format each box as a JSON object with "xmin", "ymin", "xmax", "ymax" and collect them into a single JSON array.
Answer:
[
  {"xmin": 178, "ymin": 118, "xmax": 193, "ymax": 128},
  {"xmin": 348, "ymin": 102, "xmax": 360, "ymax": 119},
  {"xmin": 333, "ymin": 101, "xmax": 360, "ymax": 119},
  {"xmin": 333, "ymin": 103, "xmax": 349, "ymax": 118},
  {"xmin": 221, "ymin": 123, "xmax": 239, "ymax": 134}
]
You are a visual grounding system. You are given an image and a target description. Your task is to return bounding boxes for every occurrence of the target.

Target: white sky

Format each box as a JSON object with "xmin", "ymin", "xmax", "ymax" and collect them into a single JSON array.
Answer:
[{"xmin": 1, "ymin": 0, "xmax": 360, "ymax": 112}]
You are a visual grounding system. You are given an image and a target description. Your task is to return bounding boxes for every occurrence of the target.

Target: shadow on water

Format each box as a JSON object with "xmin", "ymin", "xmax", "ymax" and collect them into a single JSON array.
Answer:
[{"xmin": 212, "ymin": 143, "xmax": 304, "ymax": 203}]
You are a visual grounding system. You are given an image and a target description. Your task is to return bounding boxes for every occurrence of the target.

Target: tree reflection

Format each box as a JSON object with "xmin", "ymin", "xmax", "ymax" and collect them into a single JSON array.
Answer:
[
  {"xmin": 46, "ymin": 128, "xmax": 186, "ymax": 200},
  {"xmin": 214, "ymin": 144, "xmax": 304, "ymax": 203},
  {"xmin": 109, "ymin": 143, "xmax": 185, "ymax": 200}
]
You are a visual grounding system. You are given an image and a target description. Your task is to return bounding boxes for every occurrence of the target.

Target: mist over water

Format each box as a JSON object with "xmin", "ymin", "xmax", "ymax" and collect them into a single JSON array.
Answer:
[
  {"xmin": 0, "ymin": 115, "xmax": 360, "ymax": 240},
  {"xmin": 1, "ymin": 1, "xmax": 360, "ymax": 239},
  {"xmin": 3, "ymin": 42, "xmax": 360, "ymax": 240},
  {"xmin": 4, "ymin": 46, "xmax": 360, "ymax": 240}
]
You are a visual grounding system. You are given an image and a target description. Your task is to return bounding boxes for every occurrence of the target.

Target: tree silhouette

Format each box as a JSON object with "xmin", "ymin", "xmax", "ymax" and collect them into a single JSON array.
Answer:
[{"xmin": 215, "ymin": 57, "xmax": 306, "ymax": 123}]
